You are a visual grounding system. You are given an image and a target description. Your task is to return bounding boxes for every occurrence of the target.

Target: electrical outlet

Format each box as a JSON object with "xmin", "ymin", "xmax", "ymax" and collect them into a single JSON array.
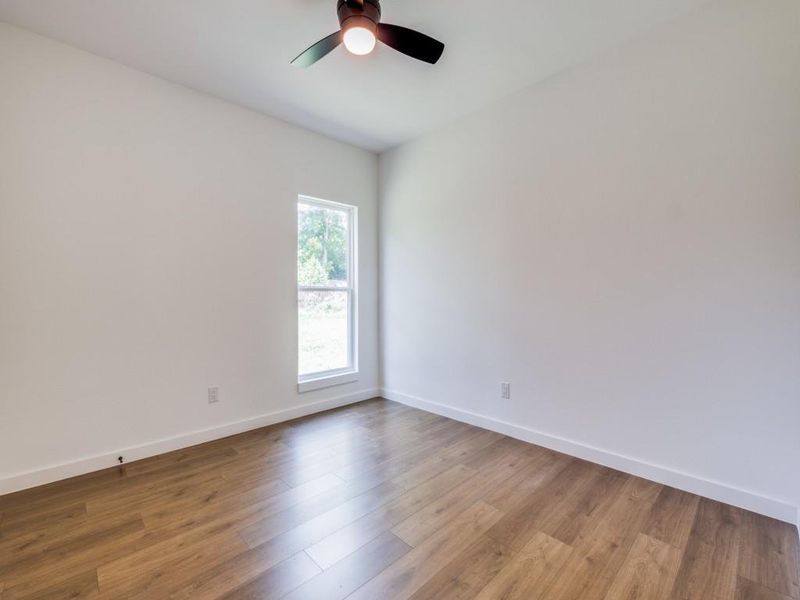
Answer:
[
  {"xmin": 208, "ymin": 386, "xmax": 219, "ymax": 404},
  {"xmin": 501, "ymin": 382, "xmax": 511, "ymax": 399}
]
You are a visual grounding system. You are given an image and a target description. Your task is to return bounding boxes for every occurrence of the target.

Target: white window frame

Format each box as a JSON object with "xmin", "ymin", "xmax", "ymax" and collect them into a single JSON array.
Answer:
[{"xmin": 297, "ymin": 195, "xmax": 358, "ymax": 393}]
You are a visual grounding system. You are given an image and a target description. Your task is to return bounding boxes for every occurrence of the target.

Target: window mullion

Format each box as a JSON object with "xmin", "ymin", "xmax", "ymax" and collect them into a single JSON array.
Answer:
[{"xmin": 298, "ymin": 286, "xmax": 350, "ymax": 293}]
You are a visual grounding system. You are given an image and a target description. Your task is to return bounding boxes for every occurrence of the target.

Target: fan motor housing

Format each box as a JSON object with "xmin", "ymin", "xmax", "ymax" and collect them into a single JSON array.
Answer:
[{"xmin": 337, "ymin": 0, "xmax": 381, "ymax": 32}]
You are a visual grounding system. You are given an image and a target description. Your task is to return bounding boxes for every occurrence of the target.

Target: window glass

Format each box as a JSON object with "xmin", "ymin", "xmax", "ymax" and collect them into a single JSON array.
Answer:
[{"xmin": 297, "ymin": 198, "xmax": 356, "ymax": 379}]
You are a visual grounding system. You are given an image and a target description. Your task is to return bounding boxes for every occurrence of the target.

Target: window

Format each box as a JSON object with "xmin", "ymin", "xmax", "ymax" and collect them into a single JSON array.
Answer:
[{"xmin": 297, "ymin": 196, "xmax": 357, "ymax": 391}]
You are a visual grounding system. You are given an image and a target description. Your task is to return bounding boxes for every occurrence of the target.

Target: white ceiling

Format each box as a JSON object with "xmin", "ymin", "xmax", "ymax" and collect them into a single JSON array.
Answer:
[{"xmin": 0, "ymin": 0, "xmax": 713, "ymax": 151}]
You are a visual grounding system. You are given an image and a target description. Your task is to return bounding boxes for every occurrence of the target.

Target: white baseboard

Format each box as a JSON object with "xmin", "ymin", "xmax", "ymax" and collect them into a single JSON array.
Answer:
[
  {"xmin": 0, "ymin": 388, "xmax": 379, "ymax": 496},
  {"xmin": 382, "ymin": 388, "xmax": 799, "ymax": 527}
]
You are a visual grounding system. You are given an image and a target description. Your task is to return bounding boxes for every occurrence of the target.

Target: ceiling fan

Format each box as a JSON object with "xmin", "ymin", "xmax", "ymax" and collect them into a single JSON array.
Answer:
[{"xmin": 291, "ymin": 0, "xmax": 445, "ymax": 67}]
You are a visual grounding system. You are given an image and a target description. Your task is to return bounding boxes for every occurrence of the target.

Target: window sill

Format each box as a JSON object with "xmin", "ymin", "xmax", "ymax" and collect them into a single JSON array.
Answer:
[{"xmin": 298, "ymin": 371, "xmax": 359, "ymax": 393}]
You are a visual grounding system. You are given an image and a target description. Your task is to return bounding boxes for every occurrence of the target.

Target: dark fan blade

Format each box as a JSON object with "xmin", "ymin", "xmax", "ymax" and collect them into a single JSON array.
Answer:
[
  {"xmin": 377, "ymin": 23, "xmax": 444, "ymax": 64},
  {"xmin": 291, "ymin": 31, "xmax": 342, "ymax": 67}
]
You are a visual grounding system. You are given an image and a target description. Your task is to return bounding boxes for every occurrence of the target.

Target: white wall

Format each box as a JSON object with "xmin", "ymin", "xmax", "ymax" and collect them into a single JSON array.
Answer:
[
  {"xmin": 380, "ymin": 0, "xmax": 800, "ymax": 523},
  {"xmin": 0, "ymin": 22, "xmax": 379, "ymax": 492}
]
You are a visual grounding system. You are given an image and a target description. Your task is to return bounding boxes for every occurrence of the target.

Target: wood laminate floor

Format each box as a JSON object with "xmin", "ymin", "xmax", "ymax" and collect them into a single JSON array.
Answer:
[{"xmin": 1, "ymin": 398, "xmax": 798, "ymax": 599}]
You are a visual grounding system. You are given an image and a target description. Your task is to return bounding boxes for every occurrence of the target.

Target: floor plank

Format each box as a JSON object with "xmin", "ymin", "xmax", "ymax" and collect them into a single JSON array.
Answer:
[
  {"xmin": 738, "ymin": 510, "xmax": 800, "ymax": 599},
  {"xmin": 304, "ymin": 464, "xmax": 475, "ymax": 569},
  {"xmin": 218, "ymin": 551, "xmax": 321, "ymax": 600},
  {"xmin": 643, "ymin": 486, "xmax": 701, "ymax": 551},
  {"xmin": 472, "ymin": 531, "xmax": 572, "ymax": 600},
  {"xmin": 345, "ymin": 501, "xmax": 503, "ymax": 600},
  {"xmin": 1, "ymin": 570, "xmax": 98, "ymax": 600},
  {"xmin": 283, "ymin": 531, "xmax": 410, "ymax": 600},
  {"xmin": 736, "ymin": 576, "xmax": 797, "ymax": 600},
  {"xmin": 391, "ymin": 447, "xmax": 532, "ymax": 547},
  {"xmin": 670, "ymin": 498, "xmax": 743, "ymax": 600},
  {"xmin": 601, "ymin": 533, "xmax": 682, "ymax": 600},
  {"xmin": 407, "ymin": 534, "xmax": 513, "ymax": 600}
]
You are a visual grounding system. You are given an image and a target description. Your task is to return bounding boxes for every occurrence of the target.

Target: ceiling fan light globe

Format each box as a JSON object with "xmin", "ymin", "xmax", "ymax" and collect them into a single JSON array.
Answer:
[{"xmin": 343, "ymin": 27, "xmax": 376, "ymax": 55}]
